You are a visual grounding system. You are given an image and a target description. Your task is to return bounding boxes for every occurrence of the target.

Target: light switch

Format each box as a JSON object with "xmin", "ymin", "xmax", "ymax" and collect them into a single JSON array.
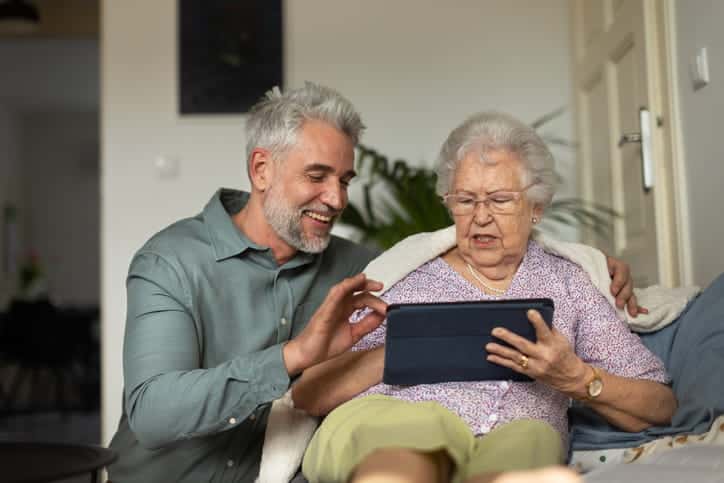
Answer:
[
  {"xmin": 690, "ymin": 47, "xmax": 710, "ymax": 91},
  {"xmin": 155, "ymin": 156, "xmax": 180, "ymax": 179}
]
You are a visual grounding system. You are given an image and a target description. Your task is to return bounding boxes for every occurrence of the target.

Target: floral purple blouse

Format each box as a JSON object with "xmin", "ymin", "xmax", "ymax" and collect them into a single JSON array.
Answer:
[{"xmin": 352, "ymin": 241, "xmax": 669, "ymax": 442}]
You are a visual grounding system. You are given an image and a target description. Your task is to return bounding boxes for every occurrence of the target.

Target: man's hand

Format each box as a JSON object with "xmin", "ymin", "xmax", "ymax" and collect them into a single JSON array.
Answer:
[
  {"xmin": 283, "ymin": 273, "xmax": 387, "ymax": 376},
  {"xmin": 606, "ymin": 255, "xmax": 648, "ymax": 317}
]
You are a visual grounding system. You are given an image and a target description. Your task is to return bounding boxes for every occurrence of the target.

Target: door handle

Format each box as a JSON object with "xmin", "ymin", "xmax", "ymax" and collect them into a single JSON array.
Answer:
[
  {"xmin": 618, "ymin": 108, "xmax": 654, "ymax": 192},
  {"xmin": 618, "ymin": 133, "xmax": 641, "ymax": 145}
]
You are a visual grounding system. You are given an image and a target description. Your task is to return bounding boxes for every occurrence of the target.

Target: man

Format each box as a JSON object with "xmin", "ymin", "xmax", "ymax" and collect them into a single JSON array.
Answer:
[{"xmin": 108, "ymin": 82, "xmax": 638, "ymax": 482}]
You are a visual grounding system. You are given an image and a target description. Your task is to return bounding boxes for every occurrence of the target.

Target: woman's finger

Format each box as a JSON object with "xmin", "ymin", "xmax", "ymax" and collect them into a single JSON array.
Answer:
[
  {"xmin": 486, "ymin": 354, "xmax": 531, "ymax": 375},
  {"xmin": 526, "ymin": 309, "xmax": 552, "ymax": 342},
  {"xmin": 491, "ymin": 326, "xmax": 537, "ymax": 355},
  {"xmin": 485, "ymin": 342, "xmax": 523, "ymax": 361}
]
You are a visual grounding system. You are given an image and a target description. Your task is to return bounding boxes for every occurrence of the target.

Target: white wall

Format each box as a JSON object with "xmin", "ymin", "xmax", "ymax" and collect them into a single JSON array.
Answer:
[
  {"xmin": 101, "ymin": 0, "xmax": 574, "ymax": 442},
  {"xmin": 674, "ymin": 0, "xmax": 724, "ymax": 286}
]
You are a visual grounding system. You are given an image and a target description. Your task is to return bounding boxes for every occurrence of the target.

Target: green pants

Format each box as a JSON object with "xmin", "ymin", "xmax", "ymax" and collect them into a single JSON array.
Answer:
[{"xmin": 302, "ymin": 395, "xmax": 565, "ymax": 483}]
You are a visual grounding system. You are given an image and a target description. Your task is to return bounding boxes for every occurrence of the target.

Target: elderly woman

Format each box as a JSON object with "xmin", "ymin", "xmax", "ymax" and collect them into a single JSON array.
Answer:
[{"xmin": 292, "ymin": 112, "xmax": 676, "ymax": 483}]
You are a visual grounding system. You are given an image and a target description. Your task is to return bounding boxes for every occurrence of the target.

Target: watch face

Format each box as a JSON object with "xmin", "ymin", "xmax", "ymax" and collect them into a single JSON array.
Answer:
[{"xmin": 588, "ymin": 379, "xmax": 603, "ymax": 398}]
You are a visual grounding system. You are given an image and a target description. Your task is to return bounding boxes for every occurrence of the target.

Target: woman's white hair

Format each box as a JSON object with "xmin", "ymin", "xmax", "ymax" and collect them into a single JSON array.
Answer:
[
  {"xmin": 435, "ymin": 111, "xmax": 557, "ymax": 208},
  {"xmin": 244, "ymin": 82, "xmax": 365, "ymax": 176}
]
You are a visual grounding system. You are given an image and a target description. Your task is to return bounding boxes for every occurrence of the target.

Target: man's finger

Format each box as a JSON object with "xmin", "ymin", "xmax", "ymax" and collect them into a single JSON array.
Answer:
[
  {"xmin": 608, "ymin": 257, "xmax": 629, "ymax": 297},
  {"xmin": 615, "ymin": 278, "xmax": 633, "ymax": 310},
  {"xmin": 350, "ymin": 311, "xmax": 386, "ymax": 341},
  {"xmin": 351, "ymin": 292, "xmax": 388, "ymax": 316},
  {"xmin": 626, "ymin": 293, "xmax": 639, "ymax": 317},
  {"xmin": 324, "ymin": 273, "xmax": 370, "ymax": 306},
  {"xmin": 360, "ymin": 278, "xmax": 384, "ymax": 294}
]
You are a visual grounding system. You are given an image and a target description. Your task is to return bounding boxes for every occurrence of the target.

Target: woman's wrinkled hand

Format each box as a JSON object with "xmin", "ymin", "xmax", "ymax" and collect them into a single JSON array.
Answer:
[{"xmin": 485, "ymin": 309, "xmax": 587, "ymax": 395}]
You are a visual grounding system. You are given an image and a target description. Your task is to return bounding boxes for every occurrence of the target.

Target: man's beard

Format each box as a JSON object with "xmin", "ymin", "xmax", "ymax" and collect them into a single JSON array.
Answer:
[{"xmin": 262, "ymin": 183, "xmax": 336, "ymax": 254}]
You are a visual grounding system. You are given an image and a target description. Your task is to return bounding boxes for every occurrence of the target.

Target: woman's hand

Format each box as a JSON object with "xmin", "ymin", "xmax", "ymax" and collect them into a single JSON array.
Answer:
[
  {"xmin": 485, "ymin": 309, "xmax": 588, "ymax": 396},
  {"xmin": 485, "ymin": 309, "xmax": 676, "ymax": 431}
]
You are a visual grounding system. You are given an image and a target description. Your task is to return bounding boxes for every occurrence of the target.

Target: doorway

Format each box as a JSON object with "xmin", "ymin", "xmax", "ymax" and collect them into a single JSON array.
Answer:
[
  {"xmin": 0, "ymin": 6, "xmax": 101, "ymax": 447},
  {"xmin": 571, "ymin": 0, "xmax": 684, "ymax": 287}
]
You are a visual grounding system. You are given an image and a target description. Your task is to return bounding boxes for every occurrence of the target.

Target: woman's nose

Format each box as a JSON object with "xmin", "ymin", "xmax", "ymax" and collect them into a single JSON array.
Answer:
[{"xmin": 473, "ymin": 201, "xmax": 493, "ymax": 224}]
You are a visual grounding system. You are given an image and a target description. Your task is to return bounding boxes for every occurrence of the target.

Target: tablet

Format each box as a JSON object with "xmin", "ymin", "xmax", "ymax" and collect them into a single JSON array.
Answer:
[{"xmin": 382, "ymin": 298, "xmax": 554, "ymax": 385}]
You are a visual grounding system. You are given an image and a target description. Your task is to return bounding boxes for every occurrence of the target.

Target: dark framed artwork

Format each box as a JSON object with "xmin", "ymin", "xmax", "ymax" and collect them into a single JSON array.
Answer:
[{"xmin": 178, "ymin": 0, "xmax": 283, "ymax": 114}]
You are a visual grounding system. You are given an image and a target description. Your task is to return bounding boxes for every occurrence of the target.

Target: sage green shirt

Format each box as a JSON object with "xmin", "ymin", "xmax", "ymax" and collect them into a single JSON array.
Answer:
[{"xmin": 108, "ymin": 189, "xmax": 377, "ymax": 483}]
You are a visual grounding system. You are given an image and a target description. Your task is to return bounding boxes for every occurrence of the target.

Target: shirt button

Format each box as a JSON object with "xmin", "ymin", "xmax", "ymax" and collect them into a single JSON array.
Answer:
[
  {"xmin": 488, "ymin": 414, "xmax": 498, "ymax": 422},
  {"xmin": 249, "ymin": 413, "xmax": 256, "ymax": 421},
  {"xmin": 226, "ymin": 459, "xmax": 234, "ymax": 467},
  {"xmin": 280, "ymin": 317, "xmax": 287, "ymax": 326},
  {"xmin": 228, "ymin": 417, "xmax": 237, "ymax": 425}
]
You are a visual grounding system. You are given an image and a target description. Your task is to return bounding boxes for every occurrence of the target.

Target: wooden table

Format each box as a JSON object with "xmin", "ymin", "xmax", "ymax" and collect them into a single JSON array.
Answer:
[{"xmin": 0, "ymin": 441, "xmax": 117, "ymax": 483}]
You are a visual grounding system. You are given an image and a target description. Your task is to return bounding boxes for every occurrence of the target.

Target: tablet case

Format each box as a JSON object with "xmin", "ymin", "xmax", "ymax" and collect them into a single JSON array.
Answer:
[{"xmin": 383, "ymin": 298, "xmax": 554, "ymax": 385}]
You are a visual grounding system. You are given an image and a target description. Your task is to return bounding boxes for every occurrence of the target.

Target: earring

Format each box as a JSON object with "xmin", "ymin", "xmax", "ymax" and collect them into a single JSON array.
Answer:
[{"xmin": 532, "ymin": 217, "xmax": 539, "ymax": 224}]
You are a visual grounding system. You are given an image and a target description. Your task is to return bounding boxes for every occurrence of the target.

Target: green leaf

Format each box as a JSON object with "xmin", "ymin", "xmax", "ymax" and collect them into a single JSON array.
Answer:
[{"xmin": 530, "ymin": 106, "xmax": 566, "ymax": 129}]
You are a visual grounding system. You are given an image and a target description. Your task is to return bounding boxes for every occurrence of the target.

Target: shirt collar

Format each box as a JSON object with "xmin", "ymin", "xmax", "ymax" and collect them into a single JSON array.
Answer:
[
  {"xmin": 203, "ymin": 188, "xmax": 259, "ymax": 261},
  {"xmin": 202, "ymin": 188, "xmax": 316, "ymax": 268}
]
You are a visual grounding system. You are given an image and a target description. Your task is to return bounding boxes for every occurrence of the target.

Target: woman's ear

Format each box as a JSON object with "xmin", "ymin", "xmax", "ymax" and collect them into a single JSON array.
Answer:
[
  {"xmin": 532, "ymin": 204, "xmax": 544, "ymax": 223},
  {"xmin": 248, "ymin": 148, "xmax": 274, "ymax": 192}
]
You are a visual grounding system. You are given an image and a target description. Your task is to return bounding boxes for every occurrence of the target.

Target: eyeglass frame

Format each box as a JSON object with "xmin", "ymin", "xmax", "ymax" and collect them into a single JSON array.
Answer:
[{"xmin": 441, "ymin": 182, "xmax": 538, "ymax": 216}]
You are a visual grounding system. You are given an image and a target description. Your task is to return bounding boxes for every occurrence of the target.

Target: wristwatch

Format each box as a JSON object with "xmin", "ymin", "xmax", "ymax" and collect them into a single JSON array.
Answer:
[{"xmin": 584, "ymin": 365, "xmax": 603, "ymax": 400}]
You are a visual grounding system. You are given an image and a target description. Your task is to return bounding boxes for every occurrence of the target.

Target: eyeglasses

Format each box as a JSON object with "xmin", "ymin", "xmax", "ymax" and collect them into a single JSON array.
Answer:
[{"xmin": 441, "ymin": 183, "xmax": 537, "ymax": 216}]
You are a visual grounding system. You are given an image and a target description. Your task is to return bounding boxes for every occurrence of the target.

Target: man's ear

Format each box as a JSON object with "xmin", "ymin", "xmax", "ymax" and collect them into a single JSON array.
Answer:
[{"xmin": 248, "ymin": 148, "xmax": 275, "ymax": 192}]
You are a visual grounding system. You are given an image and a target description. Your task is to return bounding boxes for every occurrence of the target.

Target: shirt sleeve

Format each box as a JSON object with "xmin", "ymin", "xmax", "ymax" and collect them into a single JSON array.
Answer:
[
  {"xmin": 122, "ymin": 252, "xmax": 290, "ymax": 449},
  {"xmin": 570, "ymin": 264, "xmax": 669, "ymax": 384}
]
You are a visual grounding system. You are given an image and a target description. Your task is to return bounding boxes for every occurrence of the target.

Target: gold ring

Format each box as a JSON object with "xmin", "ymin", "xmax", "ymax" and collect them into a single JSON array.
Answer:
[{"xmin": 518, "ymin": 355, "xmax": 529, "ymax": 369}]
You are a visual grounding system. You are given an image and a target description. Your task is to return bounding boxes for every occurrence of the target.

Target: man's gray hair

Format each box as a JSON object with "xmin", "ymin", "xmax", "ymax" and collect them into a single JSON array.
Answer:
[
  {"xmin": 435, "ymin": 111, "xmax": 557, "ymax": 207},
  {"xmin": 245, "ymin": 82, "xmax": 365, "ymax": 176}
]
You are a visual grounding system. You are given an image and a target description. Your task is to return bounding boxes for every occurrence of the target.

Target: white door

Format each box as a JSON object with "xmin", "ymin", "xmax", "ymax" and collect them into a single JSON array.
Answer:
[{"xmin": 571, "ymin": 0, "xmax": 681, "ymax": 287}]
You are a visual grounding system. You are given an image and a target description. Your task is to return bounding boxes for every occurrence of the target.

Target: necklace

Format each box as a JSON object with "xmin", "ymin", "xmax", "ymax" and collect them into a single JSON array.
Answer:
[{"xmin": 466, "ymin": 263, "xmax": 506, "ymax": 295}]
